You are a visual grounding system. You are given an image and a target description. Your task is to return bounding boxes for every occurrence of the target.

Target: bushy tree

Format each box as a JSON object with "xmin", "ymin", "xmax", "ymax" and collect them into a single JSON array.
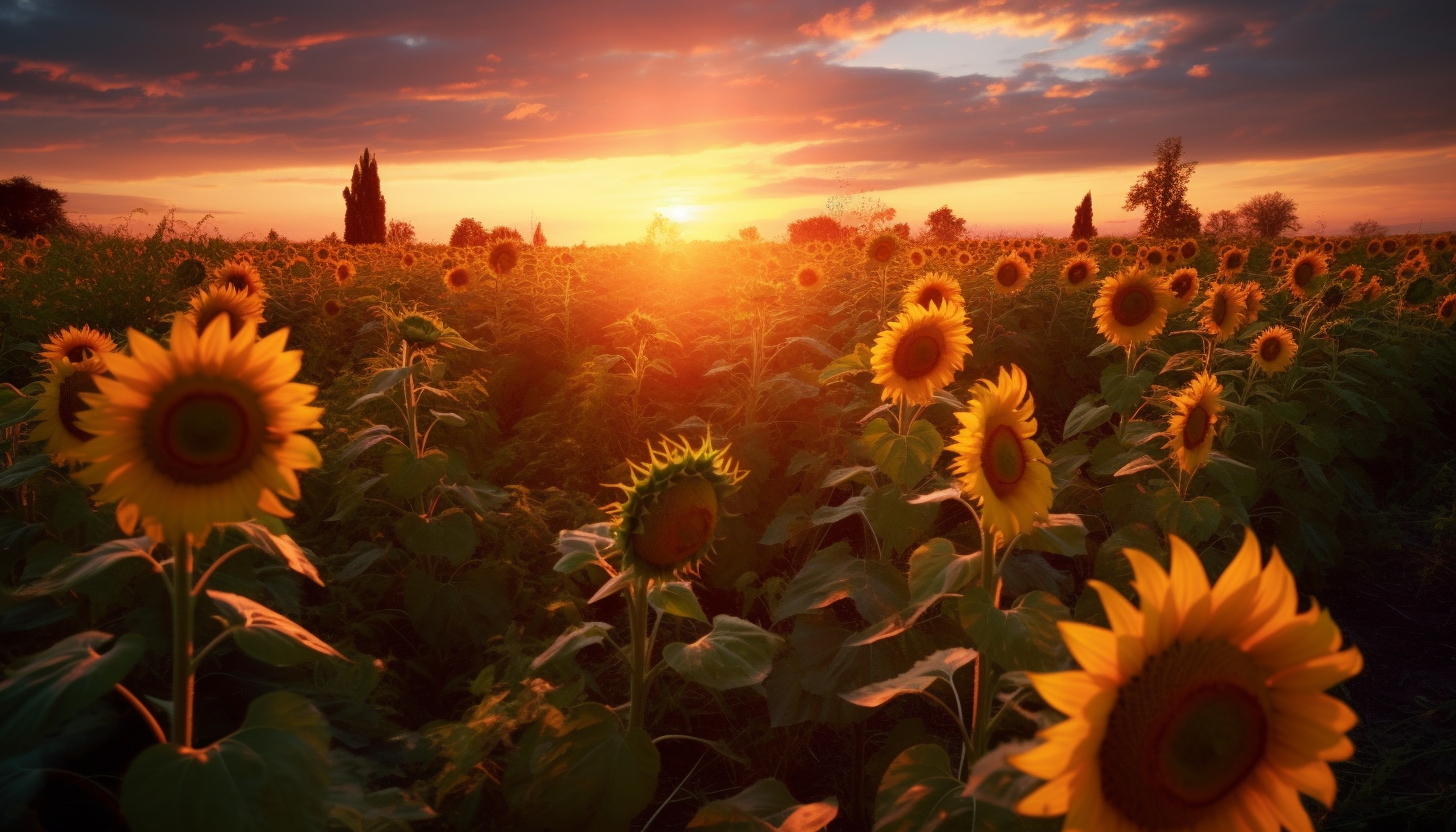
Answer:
[
  {"xmin": 0, "ymin": 176, "xmax": 72, "ymax": 238},
  {"xmin": 1348, "ymin": 218, "xmax": 1387, "ymax": 237},
  {"xmin": 1204, "ymin": 210, "xmax": 1240, "ymax": 239},
  {"xmin": 644, "ymin": 213, "xmax": 682, "ymax": 247},
  {"xmin": 1070, "ymin": 192, "xmax": 1097, "ymax": 239},
  {"xmin": 923, "ymin": 205, "xmax": 966, "ymax": 243},
  {"xmin": 489, "ymin": 225, "xmax": 524, "ymax": 243},
  {"xmin": 342, "ymin": 148, "xmax": 386, "ymax": 244},
  {"xmin": 386, "ymin": 220, "xmax": 416, "ymax": 246},
  {"xmin": 787, "ymin": 215, "xmax": 849, "ymax": 245},
  {"xmin": 532, "ymin": 222, "xmax": 546, "ymax": 247},
  {"xmin": 1124, "ymin": 137, "xmax": 1200, "ymax": 238},
  {"xmin": 1236, "ymin": 192, "xmax": 1301, "ymax": 238},
  {"xmin": 449, "ymin": 218, "xmax": 489, "ymax": 247},
  {"xmin": 738, "ymin": 226, "xmax": 760, "ymax": 242},
  {"xmin": 890, "ymin": 222, "xmax": 911, "ymax": 240}
]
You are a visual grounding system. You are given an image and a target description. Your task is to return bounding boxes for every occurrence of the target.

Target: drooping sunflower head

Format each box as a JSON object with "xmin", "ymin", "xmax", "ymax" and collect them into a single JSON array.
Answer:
[
  {"xmin": 1163, "ymin": 267, "xmax": 1200, "ymax": 311},
  {"xmin": 1108, "ymin": 242, "xmax": 1126, "ymax": 258},
  {"xmin": 184, "ymin": 284, "xmax": 265, "ymax": 338},
  {"xmin": 72, "ymin": 316, "xmax": 323, "ymax": 542},
  {"xmin": 443, "ymin": 266, "xmax": 472, "ymax": 292},
  {"xmin": 794, "ymin": 264, "xmax": 824, "ymax": 291},
  {"xmin": 990, "ymin": 253, "xmax": 1032, "ymax": 295},
  {"xmin": 1437, "ymin": 293, "xmax": 1456, "ymax": 326},
  {"xmin": 1012, "ymin": 529, "xmax": 1362, "ymax": 832},
  {"xmin": 1059, "ymin": 255, "xmax": 1100, "ymax": 293},
  {"xmin": 610, "ymin": 436, "xmax": 745, "ymax": 579},
  {"xmin": 1198, "ymin": 283, "xmax": 1249, "ymax": 342},
  {"xmin": 1178, "ymin": 239, "xmax": 1199, "ymax": 260},
  {"xmin": 870, "ymin": 302, "xmax": 973, "ymax": 405},
  {"xmin": 488, "ymin": 239, "xmax": 520, "ymax": 276},
  {"xmin": 1250, "ymin": 324, "xmax": 1298, "ymax": 375},
  {"xmin": 38, "ymin": 324, "xmax": 116, "ymax": 371},
  {"xmin": 1241, "ymin": 282, "xmax": 1265, "ymax": 323},
  {"xmin": 1285, "ymin": 251, "xmax": 1329, "ymax": 300},
  {"xmin": 866, "ymin": 233, "xmax": 899, "ymax": 265},
  {"xmin": 1165, "ymin": 371, "xmax": 1223, "ymax": 473},
  {"xmin": 1093, "ymin": 267, "xmax": 1172, "ymax": 348},
  {"xmin": 1218, "ymin": 246, "xmax": 1248, "ymax": 277},
  {"xmin": 212, "ymin": 258, "xmax": 266, "ymax": 299},
  {"xmin": 389, "ymin": 308, "xmax": 459, "ymax": 349},
  {"xmin": 947, "ymin": 364, "xmax": 1053, "ymax": 544},
  {"xmin": 334, "ymin": 261, "xmax": 356, "ymax": 284},
  {"xmin": 902, "ymin": 272, "xmax": 964, "ymax": 311},
  {"xmin": 1338, "ymin": 264, "xmax": 1363, "ymax": 283},
  {"xmin": 30, "ymin": 360, "xmax": 102, "ymax": 465}
]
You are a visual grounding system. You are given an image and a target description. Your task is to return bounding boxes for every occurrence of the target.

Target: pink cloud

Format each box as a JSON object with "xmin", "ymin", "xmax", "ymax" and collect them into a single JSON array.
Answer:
[
  {"xmin": 1187, "ymin": 64, "xmax": 1210, "ymax": 78},
  {"xmin": 504, "ymin": 102, "xmax": 549, "ymax": 120}
]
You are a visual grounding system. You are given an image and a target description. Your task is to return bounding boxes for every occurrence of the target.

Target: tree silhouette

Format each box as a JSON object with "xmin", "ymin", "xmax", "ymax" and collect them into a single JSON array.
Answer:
[
  {"xmin": 449, "ymin": 218, "xmax": 489, "ymax": 247},
  {"xmin": 1236, "ymin": 192, "xmax": 1301, "ymax": 238},
  {"xmin": 1070, "ymin": 192, "xmax": 1097, "ymax": 239},
  {"xmin": 342, "ymin": 148, "xmax": 386, "ymax": 244},
  {"xmin": 532, "ymin": 222, "xmax": 546, "ymax": 247},
  {"xmin": 1124, "ymin": 137, "xmax": 1200, "ymax": 238},
  {"xmin": 0, "ymin": 176, "xmax": 72, "ymax": 238},
  {"xmin": 489, "ymin": 225, "xmax": 524, "ymax": 243},
  {"xmin": 922, "ymin": 205, "xmax": 966, "ymax": 243},
  {"xmin": 787, "ymin": 215, "xmax": 849, "ymax": 245}
]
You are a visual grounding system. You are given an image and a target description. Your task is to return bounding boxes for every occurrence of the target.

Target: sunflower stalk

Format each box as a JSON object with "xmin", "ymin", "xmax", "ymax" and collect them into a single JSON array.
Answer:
[
  {"xmin": 972, "ymin": 515, "xmax": 999, "ymax": 759},
  {"xmin": 170, "ymin": 534, "xmax": 195, "ymax": 747},
  {"xmin": 626, "ymin": 577, "xmax": 652, "ymax": 733}
]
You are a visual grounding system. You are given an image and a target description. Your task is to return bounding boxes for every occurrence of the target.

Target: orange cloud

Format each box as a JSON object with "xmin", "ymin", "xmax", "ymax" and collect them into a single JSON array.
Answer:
[
  {"xmin": 1187, "ymin": 64, "xmax": 1210, "ymax": 78},
  {"xmin": 1076, "ymin": 53, "xmax": 1162, "ymax": 76},
  {"xmin": 504, "ymin": 102, "xmax": 549, "ymax": 120},
  {"xmin": 1044, "ymin": 84, "xmax": 1095, "ymax": 99}
]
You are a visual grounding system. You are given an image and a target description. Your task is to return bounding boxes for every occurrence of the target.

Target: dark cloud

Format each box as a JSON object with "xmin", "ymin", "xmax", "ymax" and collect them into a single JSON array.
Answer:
[{"xmin": 0, "ymin": 0, "xmax": 1451, "ymax": 185}]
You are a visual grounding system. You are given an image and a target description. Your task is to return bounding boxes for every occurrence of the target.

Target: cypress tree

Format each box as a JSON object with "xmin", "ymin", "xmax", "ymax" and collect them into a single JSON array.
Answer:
[
  {"xmin": 343, "ymin": 148, "xmax": 386, "ymax": 244},
  {"xmin": 533, "ymin": 222, "xmax": 546, "ymax": 247},
  {"xmin": 1071, "ymin": 192, "xmax": 1098, "ymax": 239}
]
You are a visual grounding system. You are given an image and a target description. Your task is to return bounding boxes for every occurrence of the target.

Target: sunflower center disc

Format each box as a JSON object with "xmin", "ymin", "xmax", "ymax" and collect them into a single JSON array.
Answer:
[
  {"xmin": 1294, "ymin": 262, "xmax": 1314, "ymax": 287},
  {"xmin": 918, "ymin": 288, "xmax": 946, "ymax": 307},
  {"xmin": 58, "ymin": 371, "xmax": 99, "ymax": 442},
  {"xmin": 1210, "ymin": 293, "xmax": 1228, "ymax": 326},
  {"xmin": 144, "ymin": 380, "xmax": 267, "ymax": 485},
  {"xmin": 1260, "ymin": 336, "xmax": 1283, "ymax": 363},
  {"xmin": 1147, "ymin": 251, "xmax": 1163, "ymax": 266},
  {"xmin": 1067, "ymin": 264, "xmax": 1088, "ymax": 285},
  {"xmin": 892, "ymin": 331, "xmax": 945, "ymax": 380},
  {"xmin": 996, "ymin": 263, "xmax": 1021, "ymax": 287},
  {"xmin": 799, "ymin": 269, "xmax": 817, "ymax": 287},
  {"xmin": 980, "ymin": 424, "xmax": 1026, "ymax": 498},
  {"xmin": 1442, "ymin": 298, "xmax": 1455, "ymax": 318},
  {"xmin": 632, "ymin": 477, "xmax": 719, "ymax": 569},
  {"xmin": 199, "ymin": 307, "xmax": 246, "ymax": 338},
  {"xmin": 1099, "ymin": 639, "xmax": 1270, "ymax": 829},
  {"xmin": 65, "ymin": 344, "xmax": 94, "ymax": 363},
  {"xmin": 1113, "ymin": 286, "xmax": 1153, "ymax": 327},
  {"xmin": 1182, "ymin": 404, "xmax": 1211, "ymax": 447}
]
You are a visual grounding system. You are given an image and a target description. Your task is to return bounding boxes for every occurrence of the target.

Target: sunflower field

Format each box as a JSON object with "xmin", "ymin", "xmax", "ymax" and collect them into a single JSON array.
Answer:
[{"xmin": 2, "ymin": 226, "xmax": 1454, "ymax": 832}]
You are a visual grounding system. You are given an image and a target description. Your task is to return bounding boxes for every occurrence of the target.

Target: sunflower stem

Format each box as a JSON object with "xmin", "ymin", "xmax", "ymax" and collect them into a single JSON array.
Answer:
[
  {"xmin": 170, "ymin": 534, "xmax": 195, "ymax": 748},
  {"xmin": 971, "ymin": 517, "xmax": 999, "ymax": 759},
  {"xmin": 627, "ymin": 577, "xmax": 651, "ymax": 733}
]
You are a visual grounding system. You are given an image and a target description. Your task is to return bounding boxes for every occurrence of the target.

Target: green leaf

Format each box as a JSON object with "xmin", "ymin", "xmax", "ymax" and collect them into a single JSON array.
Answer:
[
  {"xmin": 822, "ymin": 465, "xmax": 877, "ymax": 488},
  {"xmin": 863, "ymin": 484, "xmax": 940, "ymax": 557},
  {"xmin": 1113, "ymin": 455, "xmax": 1163, "ymax": 477},
  {"xmin": 648, "ymin": 581, "xmax": 708, "ymax": 622},
  {"xmin": 330, "ymin": 424, "xmax": 396, "ymax": 468},
  {"xmin": 381, "ymin": 444, "xmax": 449, "ymax": 500},
  {"xmin": 1062, "ymin": 396, "xmax": 1112, "ymax": 439},
  {"xmin": 120, "ymin": 691, "xmax": 330, "ymax": 832},
  {"xmin": 848, "ymin": 539, "xmax": 979, "ymax": 647},
  {"xmin": 1204, "ymin": 452, "xmax": 1256, "ymax": 499},
  {"xmin": 955, "ymin": 589, "xmax": 1069, "ymax": 673},
  {"xmin": 663, "ymin": 615, "xmax": 785, "ymax": 690},
  {"xmin": 0, "ymin": 631, "xmax": 146, "ymax": 757},
  {"xmin": 819, "ymin": 344, "xmax": 873, "ymax": 385},
  {"xmin": 19, "ymin": 537, "xmax": 160, "ymax": 597},
  {"xmin": 1151, "ymin": 488, "xmax": 1223, "ymax": 546},
  {"xmin": 393, "ymin": 509, "xmax": 478, "ymax": 564},
  {"xmin": 428, "ymin": 409, "xmax": 466, "ymax": 427},
  {"xmin": 207, "ymin": 591, "xmax": 346, "ymax": 665},
  {"xmin": 222, "ymin": 522, "xmax": 324, "ymax": 586},
  {"xmin": 1404, "ymin": 275, "xmax": 1436, "ymax": 304},
  {"xmin": 554, "ymin": 522, "xmax": 616, "ymax": 573},
  {"xmin": 403, "ymin": 566, "xmax": 511, "ymax": 650},
  {"xmin": 503, "ymin": 703, "xmax": 659, "ymax": 832},
  {"xmin": 366, "ymin": 366, "xmax": 414, "ymax": 397},
  {"xmin": 531, "ymin": 622, "xmax": 614, "ymax": 670},
  {"xmin": 1017, "ymin": 514, "xmax": 1089, "ymax": 557},
  {"xmin": 1100, "ymin": 364, "xmax": 1155, "ymax": 412},
  {"xmin": 841, "ymin": 647, "xmax": 977, "ymax": 708},
  {"xmin": 855, "ymin": 418, "xmax": 944, "ymax": 489},
  {"xmin": 687, "ymin": 778, "xmax": 838, "ymax": 831},
  {"xmin": 773, "ymin": 543, "xmax": 908, "ymax": 623},
  {"xmin": 0, "ymin": 454, "xmax": 50, "ymax": 489},
  {"xmin": 873, "ymin": 743, "xmax": 976, "ymax": 832}
]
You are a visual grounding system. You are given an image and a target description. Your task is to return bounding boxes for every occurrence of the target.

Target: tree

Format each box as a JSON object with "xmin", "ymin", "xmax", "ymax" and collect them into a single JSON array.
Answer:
[
  {"xmin": 342, "ymin": 148, "xmax": 386, "ymax": 244},
  {"xmin": 1348, "ymin": 219, "xmax": 1387, "ymax": 237},
  {"xmin": 0, "ymin": 176, "xmax": 72, "ymax": 238},
  {"xmin": 488, "ymin": 225, "xmax": 524, "ymax": 243},
  {"xmin": 386, "ymin": 220, "xmax": 416, "ymax": 246},
  {"xmin": 1124, "ymin": 137, "xmax": 1200, "ymax": 238},
  {"xmin": 787, "ymin": 215, "xmax": 850, "ymax": 245},
  {"xmin": 890, "ymin": 222, "xmax": 911, "ymax": 240},
  {"xmin": 449, "ymin": 218, "xmax": 489, "ymax": 247},
  {"xmin": 532, "ymin": 222, "xmax": 546, "ymax": 247},
  {"xmin": 923, "ymin": 205, "xmax": 967, "ymax": 243},
  {"xmin": 1236, "ymin": 192, "xmax": 1301, "ymax": 238},
  {"xmin": 738, "ymin": 226, "xmax": 760, "ymax": 242},
  {"xmin": 643, "ymin": 213, "xmax": 682, "ymax": 247},
  {"xmin": 1070, "ymin": 192, "xmax": 1097, "ymax": 239},
  {"xmin": 1204, "ymin": 210, "xmax": 1240, "ymax": 239}
]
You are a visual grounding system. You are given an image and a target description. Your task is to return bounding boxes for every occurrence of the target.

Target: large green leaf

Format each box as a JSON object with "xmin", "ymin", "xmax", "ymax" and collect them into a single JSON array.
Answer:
[
  {"xmin": 381, "ymin": 444, "xmax": 450, "ymax": 500},
  {"xmin": 1150, "ymin": 488, "xmax": 1222, "ymax": 546},
  {"xmin": 121, "ymin": 691, "xmax": 330, "ymax": 832},
  {"xmin": 503, "ymin": 703, "xmax": 659, "ymax": 832},
  {"xmin": 819, "ymin": 344, "xmax": 874, "ymax": 385},
  {"xmin": 855, "ymin": 418, "xmax": 944, "ymax": 489},
  {"xmin": 531, "ymin": 622, "xmax": 614, "ymax": 670},
  {"xmin": 0, "ymin": 453, "xmax": 50, "ymax": 489},
  {"xmin": 0, "ymin": 631, "xmax": 145, "ymax": 756},
  {"xmin": 402, "ymin": 566, "xmax": 511, "ymax": 650},
  {"xmin": 1062, "ymin": 396, "xmax": 1111, "ymax": 439},
  {"xmin": 18, "ymin": 537, "xmax": 160, "ymax": 597},
  {"xmin": 1099, "ymin": 365, "xmax": 1155, "ymax": 413},
  {"xmin": 848, "ymin": 539, "xmax": 980, "ymax": 647},
  {"xmin": 863, "ymin": 484, "xmax": 940, "ymax": 557},
  {"xmin": 664, "ymin": 615, "xmax": 785, "ymax": 690},
  {"xmin": 772, "ymin": 543, "xmax": 907, "ymax": 623},
  {"xmin": 873, "ymin": 744, "xmax": 976, "ymax": 832},
  {"xmin": 648, "ymin": 580, "xmax": 708, "ymax": 622},
  {"xmin": 688, "ymin": 778, "xmax": 838, "ymax": 831},
  {"xmin": 954, "ymin": 589, "xmax": 1068, "ymax": 673},
  {"xmin": 553, "ymin": 522, "xmax": 616, "ymax": 574},
  {"xmin": 207, "ymin": 591, "xmax": 346, "ymax": 666},
  {"xmin": 393, "ymin": 508, "xmax": 478, "ymax": 564},
  {"xmin": 1017, "ymin": 514, "xmax": 1089, "ymax": 557},
  {"xmin": 841, "ymin": 647, "xmax": 978, "ymax": 708},
  {"xmin": 221, "ymin": 522, "xmax": 324, "ymax": 586}
]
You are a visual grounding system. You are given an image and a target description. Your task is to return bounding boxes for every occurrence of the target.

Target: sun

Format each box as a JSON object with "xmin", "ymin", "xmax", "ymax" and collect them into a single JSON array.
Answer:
[{"xmin": 658, "ymin": 204, "xmax": 700, "ymax": 224}]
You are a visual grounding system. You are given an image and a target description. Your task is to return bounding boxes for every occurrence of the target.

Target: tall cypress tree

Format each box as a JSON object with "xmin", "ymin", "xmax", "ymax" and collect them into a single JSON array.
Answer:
[
  {"xmin": 343, "ymin": 148, "xmax": 386, "ymax": 244},
  {"xmin": 1070, "ymin": 192, "xmax": 1097, "ymax": 239}
]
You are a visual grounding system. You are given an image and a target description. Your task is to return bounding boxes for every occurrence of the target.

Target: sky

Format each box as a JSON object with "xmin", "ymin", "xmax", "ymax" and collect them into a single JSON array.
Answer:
[{"xmin": 2, "ymin": 0, "xmax": 1453, "ymax": 244}]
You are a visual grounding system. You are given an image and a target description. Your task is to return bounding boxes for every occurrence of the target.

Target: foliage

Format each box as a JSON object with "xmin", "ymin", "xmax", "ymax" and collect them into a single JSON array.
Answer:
[
  {"xmin": 1123, "ymin": 136, "xmax": 1201, "ymax": 237},
  {"xmin": 787, "ymin": 214, "xmax": 850, "ymax": 244},
  {"xmin": 0, "ymin": 175, "xmax": 73, "ymax": 238},
  {"xmin": 342, "ymin": 148, "xmax": 387, "ymax": 245},
  {"xmin": 1237, "ymin": 190, "xmax": 1302, "ymax": 238},
  {"xmin": 1070, "ymin": 191, "xmax": 1097, "ymax": 239},
  {"xmin": 449, "ymin": 217, "xmax": 490, "ymax": 247},
  {"xmin": 922, "ymin": 206, "xmax": 966, "ymax": 243}
]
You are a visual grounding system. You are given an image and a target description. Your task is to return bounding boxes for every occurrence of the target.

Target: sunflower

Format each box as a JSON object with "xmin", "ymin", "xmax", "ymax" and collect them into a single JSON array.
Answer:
[
  {"xmin": 488, "ymin": 239, "xmax": 520, "ymax": 276},
  {"xmin": 947, "ymin": 364, "xmax": 1053, "ymax": 543},
  {"xmin": 314, "ymin": 245, "xmax": 332, "ymax": 262},
  {"xmin": 1217, "ymin": 247, "xmax": 1248, "ymax": 278},
  {"xmin": 323, "ymin": 299, "xmax": 343, "ymax": 317},
  {"xmin": 184, "ymin": 285, "xmax": 265, "ymax": 337},
  {"xmin": 213, "ymin": 258, "xmax": 266, "ymax": 299},
  {"xmin": 1381, "ymin": 238, "xmax": 1399, "ymax": 255},
  {"xmin": 19, "ymin": 252, "xmax": 39, "ymax": 269},
  {"xmin": 909, "ymin": 249, "xmax": 927, "ymax": 268},
  {"xmin": 1108, "ymin": 242, "xmax": 1126, "ymax": 258},
  {"xmin": 1163, "ymin": 268, "xmax": 1200, "ymax": 312},
  {"xmin": 30, "ymin": 361, "xmax": 101, "ymax": 465},
  {"xmin": 610, "ymin": 436, "xmax": 745, "ymax": 579},
  {"xmin": 401, "ymin": 251, "xmax": 417, "ymax": 268},
  {"xmin": 870, "ymin": 303, "xmax": 973, "ymax": 405},
  {"xmin": 794, "ymin": 264, "xmax": 825, "ymax": 291},
  {"xmin": 1140, "ymin": 247, "xmax": 1166, "ymax": 269},
  {"xmin": 956, "ymin": 251, "xmax": 973, "ymax": 266},
  {"xmin": 1437, "ymin": 293, "xmax": 1456, "ymax": 326},
  {"xmin": 1177, "ymin": 239, "xmax": 1198, "ymax": 261},
  {"xmin": 1284, "ymin": 251, "xmax": 1329, "ymax": 300},
  {"xmin": 1242, "ymin": 282, "xmax": 1266, "ymax": 324},
  {"xmin": 990, "ymin": 254, "xmax": 1032, "ymax": 295},
  {"xmin": 38, "ymin": 324, "xmax": 116, "ymax": 370},
  {"xmin": 1337, "ymin": 264, "xmax": 1363, "ymax": 283},
  {"xmin": 1337, "ymin": 238, "xmax": 1353, "ymax": 253},
  {"xmin": 1198, "ymin": 283, "xmax": 1248, "ymax": 342},
  {"xmin": 31, "ymin": 234, "xmax": 50, "ymax": 250},
  {"xmin": 1093, "ymin": 267, "xmax": 1171, "ymax": 348},
  {"xmin": 1250, "ymin": 325, "xmax": 1298, "ymax": 375},
  {"xmin": 72, "ymin": 316, "xmax": 322, "ymax": 542},
  {"xmin": 1432, "ymin": 234, "xmax": 1451, "ymax": 253},
  {"xmin": 1012, "ymin": 529, "xmax": 1362, "ymax": 832},
  {"xmin": 1165, "ymin": 371, "xmax": 1223, "ymax": 473},
  {"xmin": 443, "ymin": 266, "xmax": 472, "ymax": 292},
  {"xmin": 1359, "ymin": 277, "xmax": 1384, "ymax": 302},
  {"xmin": 1073, "ymin": 239, "xmax": 1091, "ymax": 255},
  {"xmin": 1059, "ymin": 255, "xmax": 1100, "ymax": 293},
  {"xmin": 902, "ymin": 272, "xmax": 963, "ymax": 310},
  {"xmin": 334, "ymin": 261, "xmax": 356, "ymax": 284},
  {"xmin": 867, "ymin": 233, "xmax": 899, "ymax": 265}
]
